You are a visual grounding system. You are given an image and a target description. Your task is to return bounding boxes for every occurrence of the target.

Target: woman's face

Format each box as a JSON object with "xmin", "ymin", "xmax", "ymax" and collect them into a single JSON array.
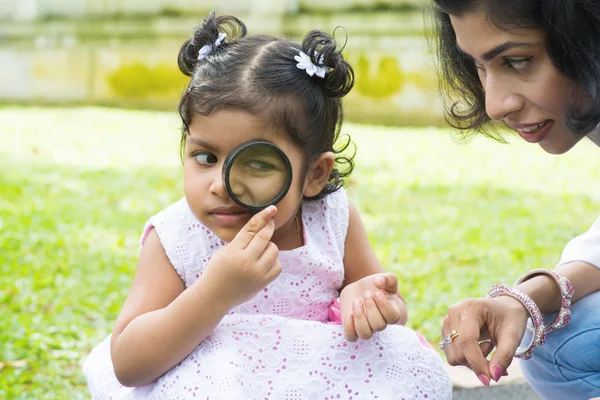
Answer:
[{"xmin": 450, "ymin": 11, "xmax": 591, "ymax": 154}]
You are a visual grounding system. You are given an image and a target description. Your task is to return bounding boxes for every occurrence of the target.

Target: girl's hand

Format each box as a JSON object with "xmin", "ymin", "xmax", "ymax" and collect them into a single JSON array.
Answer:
[
  {"xmin": 441, "ymin": 296, "xmax": 529, "ymax": 385},
  {"xmin": 340, "ymin": 273, "xmax": 406, "ymax": 341},
  {"xmin": 195, "ymin": 206, "xmax": 283, "ymax": 310}
]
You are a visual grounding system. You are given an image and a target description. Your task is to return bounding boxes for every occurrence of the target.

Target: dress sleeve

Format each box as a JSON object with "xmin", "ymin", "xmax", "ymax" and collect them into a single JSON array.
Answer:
[{"xmin": 557, "ymin": 215, "xmax": 600, "ymax": 269}]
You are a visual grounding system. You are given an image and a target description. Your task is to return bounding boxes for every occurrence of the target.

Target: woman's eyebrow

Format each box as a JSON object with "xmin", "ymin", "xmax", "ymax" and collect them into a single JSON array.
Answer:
[{"xmin": 456, "ymin": 41, "xmax": 538, "ymax": 61}]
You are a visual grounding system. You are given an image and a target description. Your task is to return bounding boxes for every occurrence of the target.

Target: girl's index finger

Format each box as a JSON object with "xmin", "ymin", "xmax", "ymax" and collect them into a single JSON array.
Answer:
[{"xmin": 231, "ymin": 205, "xmax": 277, "ymax": 249}]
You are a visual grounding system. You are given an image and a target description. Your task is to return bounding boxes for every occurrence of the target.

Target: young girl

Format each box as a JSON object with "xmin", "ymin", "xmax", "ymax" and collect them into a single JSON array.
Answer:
[{"xmin": 83, "ymin": 12, "xmax": 451, "ymax": 399}]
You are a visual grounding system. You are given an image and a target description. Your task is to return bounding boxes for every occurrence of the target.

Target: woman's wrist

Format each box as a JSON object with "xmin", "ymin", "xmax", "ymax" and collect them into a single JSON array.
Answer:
[
  {"xmin": 488, "ymin": 284, "xmax": 546, "ymax": 359},
  {"xmin": 514, "ymin": 273, "xmax": 561, "ymax": 314}
]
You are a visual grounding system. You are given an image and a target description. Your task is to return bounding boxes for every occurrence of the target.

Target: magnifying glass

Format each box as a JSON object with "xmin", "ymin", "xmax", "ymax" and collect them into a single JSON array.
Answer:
[{"xmin": 222, "ymin": 140, "xmax": 293, "ymax": 212}]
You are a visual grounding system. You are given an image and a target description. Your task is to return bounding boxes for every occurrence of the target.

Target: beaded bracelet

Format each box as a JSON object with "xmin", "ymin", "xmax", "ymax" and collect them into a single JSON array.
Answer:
[
  {"xmin": 488, "ymin": 283, "xmax": 545, "ymax": 359},
  {"xmin": 515, "ymin": 269, "xmax": 574, "ymax": 335}
]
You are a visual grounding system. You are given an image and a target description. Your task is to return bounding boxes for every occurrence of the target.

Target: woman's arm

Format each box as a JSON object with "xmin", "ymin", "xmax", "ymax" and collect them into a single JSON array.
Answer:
[
  {"xmin": 110, "ymin": 230, "xmax": 230, "ymax": 387},
  {"xmin": 443, "ymin": 216, "xmax": 600, "ymax": 384}
]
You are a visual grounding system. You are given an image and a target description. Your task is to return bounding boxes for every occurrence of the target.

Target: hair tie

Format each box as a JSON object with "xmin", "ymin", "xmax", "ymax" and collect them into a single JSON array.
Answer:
[
  {"xmin": 197, "ymin": 32, "xmax": 227, "ymax": 61},
  {"xmin": 294, "ymin": 51, "xmax": 328, "ymax": 78}
]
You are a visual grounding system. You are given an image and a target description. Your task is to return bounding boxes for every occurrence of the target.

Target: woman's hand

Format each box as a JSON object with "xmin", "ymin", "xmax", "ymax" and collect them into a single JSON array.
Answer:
[
  {"xmin": 441, "ymin": 295, "xmax": 529, "ymax": 385},
  {"xmin": 196, "ymin": 205, "xmax": 283, "ymax": 310},
  {"xmin": 340, "ymin": 273, "xmax": 407, "ymax": 341}
]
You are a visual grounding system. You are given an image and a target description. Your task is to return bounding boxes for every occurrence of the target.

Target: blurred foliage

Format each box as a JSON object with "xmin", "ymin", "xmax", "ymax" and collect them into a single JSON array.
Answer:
[
  {"xmin": 1, "ymin": 106, "xmax": 599, "ymax": 397},
  {"xmin": 354, "ymin": 55, "xmax": 404, "ymax": 98},
  {"xmin": 108, "ymin": 62, "xmax": 188, "ymax": 99}
]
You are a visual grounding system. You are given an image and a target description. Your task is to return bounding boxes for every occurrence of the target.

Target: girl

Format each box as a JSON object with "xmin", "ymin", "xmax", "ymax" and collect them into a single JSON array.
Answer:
[
  {"xmin": 430, "ymin": 1, "xmax": 600, "ymax": 398},
  {"xmin": 83, "ymin": 12, "xmax": 452, "ymax": 399}
]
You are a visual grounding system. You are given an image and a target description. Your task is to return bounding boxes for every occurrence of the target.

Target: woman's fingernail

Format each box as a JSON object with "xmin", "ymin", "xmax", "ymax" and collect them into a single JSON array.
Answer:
[
  {"xmin": 353, "ymin": 299, "xmax": 362, "ymax": 309},
  {"xmin": 492, "ymin": 365, "xmax": 504, "ymax": 382},
  {"xmin": 364, "ymin": 291, "xmax": 373, "ymax": 299},
  {"xmin": 477, "ymin": 374, "xmax": 490, "ymax": 387},
  {"xmin": 375, "ymin": 276, "xmax": 385, "ymax": 287},
  {"xmin": 375, "ymin": 291, "xmax": 385, "ymax": 300}
]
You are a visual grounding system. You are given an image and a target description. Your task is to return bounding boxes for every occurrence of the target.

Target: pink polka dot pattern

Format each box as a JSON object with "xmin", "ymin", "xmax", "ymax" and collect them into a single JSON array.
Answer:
[{"xmin": 83, "ymin": 189, "xmax": 452, "ymax": 399}]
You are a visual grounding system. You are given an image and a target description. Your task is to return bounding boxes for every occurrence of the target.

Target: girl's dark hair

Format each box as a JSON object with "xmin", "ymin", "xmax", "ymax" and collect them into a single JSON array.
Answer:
[
  {"xmin": 177, "ymin": 11, "xmax": 355, "ymax": 200},
  {"xmin": 430, "ymin": 0, "xmax": 600, "ymax": 140}
]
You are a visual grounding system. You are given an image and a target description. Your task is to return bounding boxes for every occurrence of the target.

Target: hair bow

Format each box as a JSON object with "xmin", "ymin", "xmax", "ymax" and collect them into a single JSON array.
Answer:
[
  {"xmin": 198, "ymin": 32, "xmax": 227, "ymax": 61},
  {"xmin": 294, "ymin": 51, "xmax": 328, "ymax": 78}
]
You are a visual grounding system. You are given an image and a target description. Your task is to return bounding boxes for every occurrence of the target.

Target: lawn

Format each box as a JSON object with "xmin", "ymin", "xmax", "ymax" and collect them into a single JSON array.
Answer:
[{"xmin": 1, "ymin": 106, "xmax": 599, "ymax": 398}]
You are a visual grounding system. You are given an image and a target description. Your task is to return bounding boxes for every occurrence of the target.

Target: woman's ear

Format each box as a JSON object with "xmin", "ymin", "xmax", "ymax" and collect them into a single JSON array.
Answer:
[{"xmin": 303, "ymin": 152, "xmax": 335, "ymax": 198}]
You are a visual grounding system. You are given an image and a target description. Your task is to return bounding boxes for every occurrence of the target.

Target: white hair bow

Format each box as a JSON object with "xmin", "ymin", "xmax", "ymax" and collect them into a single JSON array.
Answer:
[
  {"xmin": 197, "ymin": 32, "xmax": 227, "ymax": 61},
  {"xmin": 294, "ymin": 51, "xmax": 328, "ymax": 78}
]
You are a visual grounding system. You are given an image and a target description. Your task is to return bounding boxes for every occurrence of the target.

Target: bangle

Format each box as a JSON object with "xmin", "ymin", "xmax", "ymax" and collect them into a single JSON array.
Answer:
[
  {"xmin": 515, "ymin": 269, "xmax": 574, "ymax": 335},
  {"xmin": 488, "ymin": 284, "xmax": 545, "ymax": 360}
]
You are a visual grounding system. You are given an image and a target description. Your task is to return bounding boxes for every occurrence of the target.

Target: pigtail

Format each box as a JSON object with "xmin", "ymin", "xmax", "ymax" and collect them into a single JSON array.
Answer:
[
  {"xmin": 301, "ymin": 30, "xmax": 355, "ymax": 98},
  {"xmin": 177, "ymin": 11, "xmax": 248, "ymax": 77}
]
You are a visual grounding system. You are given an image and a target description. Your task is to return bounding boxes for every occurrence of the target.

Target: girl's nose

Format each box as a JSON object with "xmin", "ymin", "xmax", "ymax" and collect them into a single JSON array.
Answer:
[{"xmin": 209, "ymin": 169, "xmax": 228, "ymax": 198}]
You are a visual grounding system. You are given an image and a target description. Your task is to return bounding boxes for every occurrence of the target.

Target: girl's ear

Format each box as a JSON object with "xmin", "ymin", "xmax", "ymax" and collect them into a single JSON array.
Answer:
[{"xmin": 302, "ymin": 152, "xmax": 335, "ymax": 198}]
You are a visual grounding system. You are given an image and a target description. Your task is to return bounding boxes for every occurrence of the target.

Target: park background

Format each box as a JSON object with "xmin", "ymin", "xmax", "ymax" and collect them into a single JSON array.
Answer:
[{"xmin": 1, "ymin": 0, "xmax": 599, "ymax": 398}]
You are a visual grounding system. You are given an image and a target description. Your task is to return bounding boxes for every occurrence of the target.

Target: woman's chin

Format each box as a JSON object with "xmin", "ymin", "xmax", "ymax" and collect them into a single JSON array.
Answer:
[{"xmin": 538, "ymin": 135, "xmax": 583, "ymax": 155}]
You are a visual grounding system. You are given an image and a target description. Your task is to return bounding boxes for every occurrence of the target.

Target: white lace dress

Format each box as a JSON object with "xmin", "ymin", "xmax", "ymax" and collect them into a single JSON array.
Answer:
[{"xmin": 83, "ymin": 189, "xmax": 452, "ymax": 399}]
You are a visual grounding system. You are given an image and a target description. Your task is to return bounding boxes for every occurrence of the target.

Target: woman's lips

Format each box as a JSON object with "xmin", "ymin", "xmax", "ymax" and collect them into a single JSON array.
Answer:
[{"xmin": 512, "ymin": 120, "xmax": 553, "ymax": 144}]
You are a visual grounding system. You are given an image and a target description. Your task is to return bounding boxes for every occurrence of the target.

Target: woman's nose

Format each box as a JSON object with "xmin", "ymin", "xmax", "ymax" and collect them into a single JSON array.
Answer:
[{"xmin": 484, "ymin": 75, "xmax": 524, "ymax": 121}]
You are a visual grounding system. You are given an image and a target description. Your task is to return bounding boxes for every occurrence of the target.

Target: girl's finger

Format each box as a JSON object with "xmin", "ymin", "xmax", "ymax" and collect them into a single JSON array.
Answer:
[
  {"xmin": 352, "ymin": 299, "xmax": 373, "ymax": 339},
  {"xmin": 363, "ymin": 292, "xmax": 387, "ymax": 332},
  {"xmin": 231, "ymin": 206, "xmax": 277, "ymax": 250},
  {"xmin": 245, "ymin": 218, "xmax": 276, "ymax": 257},
  {"xmin": 343, "ymin": 313, "xmax": 359, "ymax": 342},
  {"xmin": 373, "ymin": 291, "xmax": 401, "ymax": 324}
]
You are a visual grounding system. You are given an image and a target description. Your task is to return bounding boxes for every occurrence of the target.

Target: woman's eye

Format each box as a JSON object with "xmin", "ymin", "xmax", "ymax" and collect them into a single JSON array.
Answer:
[
  {"xmin": 473, "ymin": 60, "xmax": 485, "ymax": 71},
  {"xmin": 504, "ymin": 57, "xmax": 532, "ymax": 70},
  {"xmin": 194, "ymin": 152, "xmax": 217, "ymax": 165}
]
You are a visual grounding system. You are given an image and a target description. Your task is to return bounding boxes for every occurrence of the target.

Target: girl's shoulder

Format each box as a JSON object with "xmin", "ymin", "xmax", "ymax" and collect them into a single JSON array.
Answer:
[{"xmin": 302, "ymin": 187, "xmax": 350, "ymax": 257}]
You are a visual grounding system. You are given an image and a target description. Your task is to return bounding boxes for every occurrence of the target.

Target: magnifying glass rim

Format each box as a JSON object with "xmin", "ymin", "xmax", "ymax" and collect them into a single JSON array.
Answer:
[{"xmin": 223, "ymin": 139, "xmax": 293, "ymax": 212}]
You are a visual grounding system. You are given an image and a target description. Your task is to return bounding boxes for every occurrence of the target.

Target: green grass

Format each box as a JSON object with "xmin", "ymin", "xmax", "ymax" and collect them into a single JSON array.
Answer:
[{"xmin": 1, "ymin": 106, "xmax": 599, "ymax": 398}]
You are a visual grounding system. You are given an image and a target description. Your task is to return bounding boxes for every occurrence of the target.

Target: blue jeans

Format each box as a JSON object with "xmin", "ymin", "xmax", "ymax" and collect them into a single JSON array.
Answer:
[{"xmin": 521, "ymin": 290, "xmax": 600, "ymax": 399}]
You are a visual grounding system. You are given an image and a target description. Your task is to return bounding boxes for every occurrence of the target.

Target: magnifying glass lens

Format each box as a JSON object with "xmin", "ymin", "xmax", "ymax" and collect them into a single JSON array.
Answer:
[{"xmin": 224, "ymin": 142, "xmax": 292, "ymax": 211}]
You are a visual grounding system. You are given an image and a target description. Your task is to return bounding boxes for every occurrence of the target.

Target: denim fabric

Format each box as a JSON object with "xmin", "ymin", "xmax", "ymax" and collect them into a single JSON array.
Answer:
[{"xmin": 521, "ymin": 290, "xmax": 600, "ymax": 399}]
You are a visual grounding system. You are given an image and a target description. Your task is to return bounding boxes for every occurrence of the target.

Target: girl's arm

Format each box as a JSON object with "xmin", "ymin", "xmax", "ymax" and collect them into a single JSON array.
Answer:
[
  {"xmin": 110, "ymin": 230, "xmax": 230, "ymax": 387},
  {"xmin": 341, "ymin": 202, "xmax": 408, "ymax": 336},
  {"xmin": 110, "ymin": 206, "xmax": 280, "ymax": 387},
  {"xmin": 342, "ymin": 202, "xmax": 387, "ymax": 287}
]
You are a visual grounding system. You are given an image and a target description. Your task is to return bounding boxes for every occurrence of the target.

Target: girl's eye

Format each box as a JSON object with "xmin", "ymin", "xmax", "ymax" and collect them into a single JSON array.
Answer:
[
  {"xmin": 504, "ymin": 57, "xmax": 532, "ymax": 70},
  {"xmin": 194, "ymin": 152, "xmax": 218, "ymax": 165},
  {"xmin": 246, "ymin": 160, "xmax": 275, "ymax": 171}
]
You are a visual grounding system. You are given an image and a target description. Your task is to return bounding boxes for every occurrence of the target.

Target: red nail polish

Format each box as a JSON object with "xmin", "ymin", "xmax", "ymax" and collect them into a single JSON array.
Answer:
[
  {"xmin": 477, "ymin": 374, "xmax": 490, "ymax": 387},
  {"xmin": 492, "ymin": 365, "xmax": 504, "ymax": 382}
]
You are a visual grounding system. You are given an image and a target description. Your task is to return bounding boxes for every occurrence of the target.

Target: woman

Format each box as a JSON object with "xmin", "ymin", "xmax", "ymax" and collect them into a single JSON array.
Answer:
[{"xmin": 430, "ymin": 1, "xmax": 600, "ymax": 398}]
